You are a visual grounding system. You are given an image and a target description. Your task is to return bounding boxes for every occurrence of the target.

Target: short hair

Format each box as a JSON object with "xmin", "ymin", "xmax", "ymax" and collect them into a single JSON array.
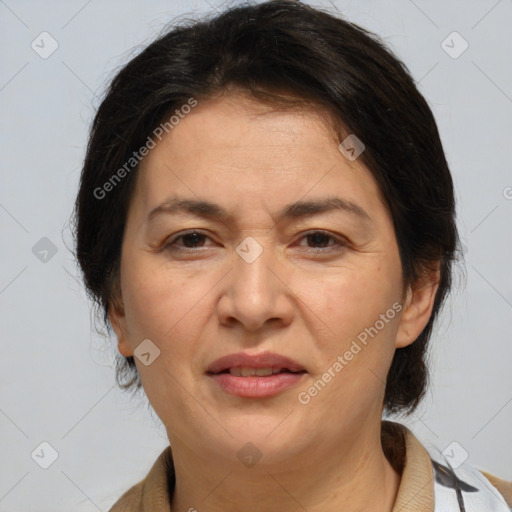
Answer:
[{"xmin": 73, "ymin": 0, "xmax": 460, "ymax": 415}]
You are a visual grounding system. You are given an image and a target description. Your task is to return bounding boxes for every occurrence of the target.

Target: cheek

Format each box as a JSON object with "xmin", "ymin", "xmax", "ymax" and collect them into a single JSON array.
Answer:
[
  {"xmin": 120, "ymin": 256, "xmax": 208, "ymax": 350},
  {"xmin": 301, "ymin": 268, "xmax": 403, "ymax": 416},
  {"xmin": 297, "ymin": 260, "xmax": 402, "ymax": 349},
  {"xmin": 119, "ymin": 255, "xmax": 235, "ymax": 397},
  {"xmin": 119, "ymin": 260, "xmax": 212, "ymax": 408}
]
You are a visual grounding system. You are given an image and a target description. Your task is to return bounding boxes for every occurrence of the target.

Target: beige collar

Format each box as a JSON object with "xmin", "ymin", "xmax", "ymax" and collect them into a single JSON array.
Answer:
[{"xmin": 385, "ymin": 421, "xmax": 435, "ymax": 511}]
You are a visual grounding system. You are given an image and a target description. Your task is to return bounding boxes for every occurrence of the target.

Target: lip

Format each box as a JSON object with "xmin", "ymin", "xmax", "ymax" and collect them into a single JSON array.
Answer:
[
  {"xmin": 207, "ymin": 351, "xmax": 305, "ymax": 374},
  {"xmin": 206, "ymin": 351, "xmax": 307, "ymax": 398}
]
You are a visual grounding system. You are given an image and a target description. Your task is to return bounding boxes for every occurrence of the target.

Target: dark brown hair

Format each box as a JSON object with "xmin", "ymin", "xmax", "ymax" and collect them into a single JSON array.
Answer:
[{"xmin": 72, "ymin": 0, "xmax": 460, "ymax": 415}]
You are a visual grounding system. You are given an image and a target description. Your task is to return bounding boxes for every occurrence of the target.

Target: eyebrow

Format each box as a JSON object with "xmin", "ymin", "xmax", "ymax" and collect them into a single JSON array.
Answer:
[{"xmin": 147, "ymin": 196, "xmax": 372, "ymax": 224}]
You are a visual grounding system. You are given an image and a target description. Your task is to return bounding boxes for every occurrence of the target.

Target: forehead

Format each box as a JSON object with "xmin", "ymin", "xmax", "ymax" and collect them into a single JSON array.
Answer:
[{"xmin": 132, "ymin": 94, "xmax": 388, "ymax": 222}]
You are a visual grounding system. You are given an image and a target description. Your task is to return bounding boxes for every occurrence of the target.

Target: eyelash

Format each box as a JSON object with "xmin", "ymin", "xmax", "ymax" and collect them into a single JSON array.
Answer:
[{"xmin": 161, "ymin": 230, "xmax": 349, "ymax": 253}]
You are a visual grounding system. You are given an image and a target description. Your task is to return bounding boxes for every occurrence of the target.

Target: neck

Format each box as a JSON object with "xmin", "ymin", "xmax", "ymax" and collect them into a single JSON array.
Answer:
[{"xmin": 169, "ymin": 422, "xmax": 402, "ymax": 512}]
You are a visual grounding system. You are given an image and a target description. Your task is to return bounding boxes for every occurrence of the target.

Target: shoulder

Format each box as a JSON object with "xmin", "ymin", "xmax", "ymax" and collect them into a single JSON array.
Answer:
[
  {"xmin": 479, "ymin": 471, "xmax": 512, "ymax": 510},
  {"xmin": 383, "ymin": 421, "xmax": 512, "ymax": 511},
  {"xmin": 108, "ymin": 479, "xmax": 144, "ymax": 511},
  {"xmin": 108, "ymin": 446, "xmax": 174, "ymax": 512},
  {"xmin": 403, "ymin": 422, "xmax": 511, "ymax": 511}
]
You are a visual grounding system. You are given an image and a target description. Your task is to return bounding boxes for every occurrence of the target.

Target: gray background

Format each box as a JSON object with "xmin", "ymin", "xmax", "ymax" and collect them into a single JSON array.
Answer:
[{"xmin": 1, "ymin": 0, "xmax": 511, "ymax": 510}]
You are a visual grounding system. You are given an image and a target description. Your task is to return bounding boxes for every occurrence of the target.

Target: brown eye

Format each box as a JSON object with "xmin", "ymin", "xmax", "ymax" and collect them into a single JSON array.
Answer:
[
  {"xmin": 163, "ymin": 231, "xmax": 212, "ymax": 251},
  {"xmin": 179, "ymin": 232, "xmax": 208, "ymax": 248},
  {"xmin": 297, "ymin": 231, "xmax": 347, "ymax": 251},
  {"xmin": 305, "ymin": 232, "xmax": 332, "ymax": 248}
]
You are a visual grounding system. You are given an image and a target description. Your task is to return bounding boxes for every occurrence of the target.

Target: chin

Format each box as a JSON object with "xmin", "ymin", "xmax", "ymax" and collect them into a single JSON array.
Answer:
[{"xmin": 214, "ymin": 416, "xmax": 310, "ymax": 466}]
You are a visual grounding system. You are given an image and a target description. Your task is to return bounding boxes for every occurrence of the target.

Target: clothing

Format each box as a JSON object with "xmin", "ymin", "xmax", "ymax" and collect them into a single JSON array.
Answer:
[{"xmin": 109, "ymin": 421, "xmax": 512, "ymax": 511}]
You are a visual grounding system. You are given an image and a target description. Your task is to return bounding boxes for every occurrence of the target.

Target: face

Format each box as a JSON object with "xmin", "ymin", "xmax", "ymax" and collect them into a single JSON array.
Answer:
[{"xmin": 110, "ymin": 93, "xmax": 437, "ymax": 467}]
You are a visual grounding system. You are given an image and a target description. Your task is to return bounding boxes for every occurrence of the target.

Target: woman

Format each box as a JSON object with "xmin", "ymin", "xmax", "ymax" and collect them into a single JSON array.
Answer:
[{"xmin": 72, "ymin": 1, "xmax": 512, "ymax": 510}]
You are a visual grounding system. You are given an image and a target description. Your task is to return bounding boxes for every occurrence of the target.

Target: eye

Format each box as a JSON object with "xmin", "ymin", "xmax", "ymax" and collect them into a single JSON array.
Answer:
[
  {"xmin": 162, "ymin": 230, "xmax": 212, "ymax": 251},
  {"xmin": 296, "ymin": 230, "xmax": 348, "ymax": 252},
  {"xmin": 160, "ymin": 229, "xmax": 348, "ymax": 254}
]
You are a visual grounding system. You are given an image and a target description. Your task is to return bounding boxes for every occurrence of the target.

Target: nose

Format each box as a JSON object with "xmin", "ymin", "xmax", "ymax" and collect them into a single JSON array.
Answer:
[{"xmin": 216, "ymin": 239, "xmax": 294, "ymax": 332}]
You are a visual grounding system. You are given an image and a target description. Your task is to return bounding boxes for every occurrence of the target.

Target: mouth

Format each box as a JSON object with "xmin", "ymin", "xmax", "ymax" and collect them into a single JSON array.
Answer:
[
  {"xmin": 214, "ymin": 366, "xmax": 307, "ymax": 377},
  {"xmin": 206, "ymin": 352, "xmax": 307, "ymax": 398}
]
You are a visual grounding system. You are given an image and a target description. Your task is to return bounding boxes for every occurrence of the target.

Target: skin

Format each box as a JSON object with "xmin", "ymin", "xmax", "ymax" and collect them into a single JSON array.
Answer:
[{"xmin": 109, "ymin": 93, "xmax": 440, "ymax": 512}]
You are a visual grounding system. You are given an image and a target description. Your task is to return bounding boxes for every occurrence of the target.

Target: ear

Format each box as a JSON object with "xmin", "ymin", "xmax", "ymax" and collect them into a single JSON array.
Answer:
[
  {"xmin": 395, "ymin": 265, "xmax": 441, "ymax": 349},
  {"xmin": 108, "ymin": 293, "xmax": 134, "ymax": 358}
]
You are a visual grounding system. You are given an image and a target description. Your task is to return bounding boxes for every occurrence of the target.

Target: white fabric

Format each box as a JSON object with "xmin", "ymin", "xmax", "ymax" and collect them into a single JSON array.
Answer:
[{"xmin": 426, "ymin": 445, "xmax": 511, "ymax": 511}]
